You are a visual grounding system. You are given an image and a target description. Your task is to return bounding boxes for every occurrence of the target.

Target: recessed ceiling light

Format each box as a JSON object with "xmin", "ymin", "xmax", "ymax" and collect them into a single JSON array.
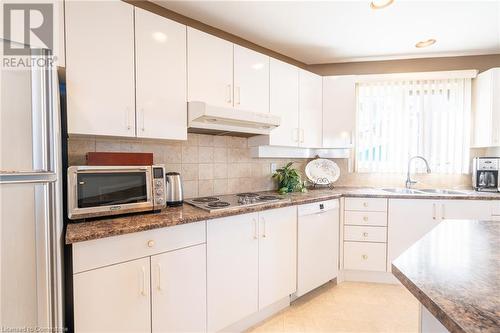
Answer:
[
  {"xmin": 415, "ymin": 39, "xmax": 437, "ymax": 48},
  {"xmin": 370, "ymin": 0, "xmax": 394, "ymax": 10}
]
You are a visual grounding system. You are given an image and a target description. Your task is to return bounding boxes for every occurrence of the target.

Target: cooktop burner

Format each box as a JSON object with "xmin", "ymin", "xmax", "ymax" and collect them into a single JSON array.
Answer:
[
  {"xmin": 236, "ymin": 192, "xmax": 259, "ymax": 197},
  {"xmin": 185, "ymin": 192, "xmax": 290, "ymax": 212},
  {"xmin": 207, "ymin": 201, "xmax": 230, "ymax": 208},
  {"xmin": 192, "ymin": 197, "xmax": 219, "ymax": 203}
]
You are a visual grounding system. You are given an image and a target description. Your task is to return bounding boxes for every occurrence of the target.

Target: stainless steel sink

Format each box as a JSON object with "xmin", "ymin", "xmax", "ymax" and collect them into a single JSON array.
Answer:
[
  {"xmin": 380, "ymin": 188, "xmax": 468, "ymax": 195},
  {"xmin": 418, "ymin": 189, "xmax": 468, "ymax": 195},
  {"xmin": 380, "ymin": 188, "xmax": 425, "ymax": 194}
]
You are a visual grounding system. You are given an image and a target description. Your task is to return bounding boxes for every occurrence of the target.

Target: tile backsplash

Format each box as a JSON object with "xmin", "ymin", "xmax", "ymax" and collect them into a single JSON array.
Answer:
[
  {"xmin": 68, "ymin": 134, "xmax": 495, "ymax": 198},
  {"xmin": 68, "ymin": 134, "xmax": 307, "ymax": 198}
]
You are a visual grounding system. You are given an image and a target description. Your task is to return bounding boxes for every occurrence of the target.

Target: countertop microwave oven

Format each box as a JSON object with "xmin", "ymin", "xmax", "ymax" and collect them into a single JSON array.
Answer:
[{"xmin": 67, "ymin": 165, "xmax": 166, "ymax": 220}]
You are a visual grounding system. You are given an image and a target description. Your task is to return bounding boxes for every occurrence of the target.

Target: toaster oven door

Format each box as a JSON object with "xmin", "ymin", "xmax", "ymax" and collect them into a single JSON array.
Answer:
[{"xmin": 68, "ymin": 166, "xmax": 153, "ymax": 219}]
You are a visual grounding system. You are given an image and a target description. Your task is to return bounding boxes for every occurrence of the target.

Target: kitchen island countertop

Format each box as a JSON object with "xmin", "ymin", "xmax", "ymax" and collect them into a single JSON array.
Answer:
[{"xmin": 392, "ymin": 219, "xmax": 500, "ymax": 333}]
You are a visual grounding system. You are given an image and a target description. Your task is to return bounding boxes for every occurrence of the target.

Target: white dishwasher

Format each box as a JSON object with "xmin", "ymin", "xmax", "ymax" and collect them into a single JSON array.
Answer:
[{"xmin": 297, "ymin": 199, "xmax": 339, "ymax": 297}]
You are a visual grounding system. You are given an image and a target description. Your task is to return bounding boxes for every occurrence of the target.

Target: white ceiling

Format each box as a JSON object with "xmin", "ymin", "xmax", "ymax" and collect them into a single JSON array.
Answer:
[{"xmin": 154, "ymin": 0, "xmax": 500, "ymax": 65}]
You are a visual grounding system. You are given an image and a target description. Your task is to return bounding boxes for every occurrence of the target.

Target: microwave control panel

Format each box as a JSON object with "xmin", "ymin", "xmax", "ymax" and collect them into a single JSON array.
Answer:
[{"xmin": 152, "ymin": 165, "xmax": 166, "ymax": 209}]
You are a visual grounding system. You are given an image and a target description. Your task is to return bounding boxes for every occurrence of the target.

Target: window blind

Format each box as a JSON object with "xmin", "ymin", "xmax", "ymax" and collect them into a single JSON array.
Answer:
[{"xmin": 356, "ymin": 78, "xmax": 471, "ymax": 174}]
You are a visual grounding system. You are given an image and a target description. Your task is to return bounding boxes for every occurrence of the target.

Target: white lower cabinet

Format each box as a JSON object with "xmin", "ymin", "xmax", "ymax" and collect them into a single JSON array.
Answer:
[
  {"xmin": 207, "ymin": 213, "xmax": 259, "ymax": 332},
  {"xmin": 387, "ymin": 199, "xmax": 496, "ymax": 271},
  {"xmin": 258, "ymin": 207, "xmax": 297, "ymax": 309},
  {"xmin": 343, "ymin": 242, "xmax": 386, "ymax": 272},
  {"xmin": 207, "ymin": 207, "xmax": 297, "ymax": 331},
  {"xmin": 151, "ymin": 244, "xmax": 206, "ymax": 333},
  {"xmin": 72, "ymin": 222, "xmax": 206, "ymax": 333},
  {"xmin": 73, "ymin": 257, "xmax": 151, "ymax": 333},
  {"xmin": 388, "ymin": 199, "xmax": 442, "ymax": 271},
  {"xmin": 343, "ymin": 197, "xmax": 388, "ymax": 273},
  {"xmin": 439, "ymin": 200, "xmax": 495, "ymax": 220}
]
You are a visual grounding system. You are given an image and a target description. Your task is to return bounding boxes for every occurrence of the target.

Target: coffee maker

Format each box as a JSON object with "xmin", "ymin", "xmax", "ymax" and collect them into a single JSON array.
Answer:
[{"xmin": 472, "ymin": 157, "xmax": 500, "ymax": 192}]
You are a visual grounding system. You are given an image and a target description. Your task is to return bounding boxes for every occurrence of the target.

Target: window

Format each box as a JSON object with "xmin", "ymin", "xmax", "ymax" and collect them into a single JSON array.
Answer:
[{"xmin": 356, "ymin": 78, "xmax": 471, "ymax": 174}]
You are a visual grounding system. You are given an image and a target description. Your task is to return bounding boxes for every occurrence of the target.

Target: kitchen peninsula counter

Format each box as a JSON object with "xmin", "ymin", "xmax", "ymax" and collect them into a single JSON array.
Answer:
[{"xmin": 392, "ymin": 219, "xmax": 500, "ymax": 333}]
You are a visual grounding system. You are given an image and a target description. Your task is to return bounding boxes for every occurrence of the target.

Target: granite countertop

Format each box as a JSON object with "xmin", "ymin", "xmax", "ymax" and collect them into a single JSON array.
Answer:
[
  {"xmin": 65, "ymin": 187, "xmax": 500, "ymax": 244},
  {"xmin": 392, "ymin": 220, "xmax": 500, "ymax": 333}
]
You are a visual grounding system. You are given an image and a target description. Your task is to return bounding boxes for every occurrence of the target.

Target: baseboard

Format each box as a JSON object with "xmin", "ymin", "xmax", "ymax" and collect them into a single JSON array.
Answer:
[
  {"xmin": 339, "ymin": 270, "xmax": 399, "ymax": 284},
  {"xmin": 220, "ymin": 296, "xmax": 291, "ymax": 332}
]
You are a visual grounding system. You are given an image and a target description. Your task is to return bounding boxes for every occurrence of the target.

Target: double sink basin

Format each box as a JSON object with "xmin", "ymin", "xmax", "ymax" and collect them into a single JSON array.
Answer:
[{"xmin": 380, "ymin": 188, "xmax": 468, "ymax": 195}]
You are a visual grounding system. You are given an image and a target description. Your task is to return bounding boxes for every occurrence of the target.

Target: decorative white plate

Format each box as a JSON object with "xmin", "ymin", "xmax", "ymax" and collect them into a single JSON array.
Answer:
[{"xmin": 305, "ymin": 159, "xmax": 340, "ymax": 185}]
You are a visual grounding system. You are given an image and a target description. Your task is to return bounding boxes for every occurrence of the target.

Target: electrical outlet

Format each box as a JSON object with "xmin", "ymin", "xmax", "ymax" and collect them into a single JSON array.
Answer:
[{"xmin": 270, "ymin": 163, "xmax": 277, "ymax": 174}]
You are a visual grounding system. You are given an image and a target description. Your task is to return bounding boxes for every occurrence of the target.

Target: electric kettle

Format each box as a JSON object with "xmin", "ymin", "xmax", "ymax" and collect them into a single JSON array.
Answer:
[{"xmin": 165, "ymin": 172, "xmax": 183, "ymax": 207}]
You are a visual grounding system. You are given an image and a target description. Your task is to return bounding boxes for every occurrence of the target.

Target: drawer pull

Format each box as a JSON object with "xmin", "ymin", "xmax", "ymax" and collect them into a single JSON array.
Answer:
[
  {"xmin": 147, "ymin": 240, "xmax": 155, "ymax": 248},
  {"xmin": 363, "ymin": 202, "xmax": 368, "ymax": 207},
  {"xmin": 361, "ymin": 254, "xmax": 368, "ymax": 260},
  {"xmin": 363, "ymin": 216, "xmax": 369, "ymax": 222},
  {"xmin": 362, "ymin": 232, "xmax": 369, "ymax": 237}
]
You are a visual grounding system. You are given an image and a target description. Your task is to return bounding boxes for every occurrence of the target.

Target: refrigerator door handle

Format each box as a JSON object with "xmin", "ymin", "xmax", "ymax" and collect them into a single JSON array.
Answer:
[
  {"xmin": 31, "ymin": 48, "xmax": 57, "ymax": 173},
  {"xmin": 0, "ymin": 172, "xmax": 57, "ymax": 184}
]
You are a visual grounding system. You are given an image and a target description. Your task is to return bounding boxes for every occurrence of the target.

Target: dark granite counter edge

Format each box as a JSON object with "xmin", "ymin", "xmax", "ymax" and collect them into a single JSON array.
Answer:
[
  {"xmin": 66, "ymin": 190, "xmax": 500, "ymax": 244},
  {"xmin": 392, "ymin": 264, "xmax": 465, "ymax": 333},
  {"xmin": 65, "ymin": 192, "xmax": 344, "ymax": 244}
]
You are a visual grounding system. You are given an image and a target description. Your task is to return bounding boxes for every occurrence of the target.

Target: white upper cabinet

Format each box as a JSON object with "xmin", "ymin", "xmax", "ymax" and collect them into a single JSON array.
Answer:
[
  {"xmin": 472, "ymin": 68, "xmax": 500, "ymax": 147},
  {"xmin": 258, "ymin": 206, "xmax": 297, "ymax": 309},
  {"xmin": 299, "ymin": 70, "xmax": 323, "ymax": 148},
  {"xmin": 323, "ymin": 75, "xmax": 357, "ymax": 148},
  {"xmin": 233, "ymin": 45, "xmax": 270, "ymax": 113},
  {"xmin": 66, "ymin": 2, "xmax": 188, "ymax": 140},
  {"xmin": 135, "ymin": 8, "xmax": 187, "ymax": 140},
  {"xmin": 187, "ymin": 28, "xmax": 234, "ymax": 108},
  {"xmin": 269, "ymin": 58, "xmax": 300, "ymax": 147},
  {"xmin": 66, "ymin": 0, "xmax": 136, "ymax": 137}
]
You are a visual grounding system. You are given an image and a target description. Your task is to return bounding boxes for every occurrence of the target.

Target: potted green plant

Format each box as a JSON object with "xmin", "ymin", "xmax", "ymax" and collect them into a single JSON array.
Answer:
[{"xmin": 272, "ymin": 162, "xmax": 307, "ymax": 194}]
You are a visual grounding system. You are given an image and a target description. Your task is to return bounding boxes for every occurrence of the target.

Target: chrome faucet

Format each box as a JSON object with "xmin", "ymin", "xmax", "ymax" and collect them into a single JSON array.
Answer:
[{"xmin": 405, "ymin": 156, "xmax": 431, "ymax": 188}]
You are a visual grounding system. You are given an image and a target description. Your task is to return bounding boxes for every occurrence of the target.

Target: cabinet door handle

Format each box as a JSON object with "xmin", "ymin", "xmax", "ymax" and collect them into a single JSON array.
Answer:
[
  {"xmin": 299, "ymin": 128, "xmax": 304, "ymax": 143},
  {"xmin": 261, "ymin": 217, "xmax": 267, "ymax": 238},
  {"xmin": 157, "ymin": 264, "xmax": 162, "ymax": 291},
  {"xmin": 126, "ymin": 107, "xmax": 131, "ymax": 130},
  {"xmin": 235, "ymin": 86, "xmax": 241, "ymax": 105},
  {"xmin": 140, "ymin": 266, "xmax": 146, "ymax": 296},
  {"xmin": 363, "ymin": 202, "xmax": 368, "ymax": 208},
  {"xmin": 226, "ymin": 84, "xmax": 232, "ymax": 104},
  {"xmin": 362, "ymin": 216, "xmax": 369, "ymax": 222},
  {"xmin": 441, "ymin": 204, "xmax": 445, "ymax": 220},
  {"xmin": 141, "ymin": 108, "xmax": 145, "ymax": 132},
  {"xmin": 362, "ymin": 232, "xmax": 368, "ymax": 238},
  {"xmin": 253, "ymin": 218, "xmax": 258, "ymax": 239},
  {"xmin": 292, "ymin": 128, "xmax": 299, "ymax": 142},
  {"xmin": 361, "ymin": 254, "xmax": 368, "ymax": 260},
  {"xmin": 432, "ymin": 203, "xmax": 436, "ymax": 220}
]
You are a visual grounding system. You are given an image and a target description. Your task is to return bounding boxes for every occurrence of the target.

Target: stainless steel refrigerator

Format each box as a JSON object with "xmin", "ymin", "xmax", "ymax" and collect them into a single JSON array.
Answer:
[{"xmin": 0, "ymin": 39, "xmax": 64, "ymax": 331}]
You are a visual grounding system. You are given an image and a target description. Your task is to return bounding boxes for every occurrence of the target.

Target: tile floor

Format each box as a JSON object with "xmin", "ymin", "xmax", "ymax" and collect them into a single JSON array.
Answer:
[{"xmin": 247, "ymin": 281, "xmax": 419, "ymax": 333}]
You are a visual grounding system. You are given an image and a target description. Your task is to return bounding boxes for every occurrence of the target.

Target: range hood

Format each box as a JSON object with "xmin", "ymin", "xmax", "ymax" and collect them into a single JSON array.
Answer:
[{"xmin": 188, "ymin": 101, "xmax": 280, "ymax": 136}]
